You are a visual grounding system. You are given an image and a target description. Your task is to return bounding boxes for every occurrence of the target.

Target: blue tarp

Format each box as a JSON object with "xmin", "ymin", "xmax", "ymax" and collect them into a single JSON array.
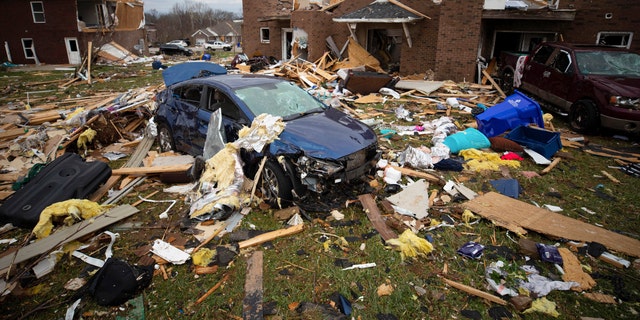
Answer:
[{"xmin": 162, "ymin": 62, "xmax": 227, "ymax": 87}]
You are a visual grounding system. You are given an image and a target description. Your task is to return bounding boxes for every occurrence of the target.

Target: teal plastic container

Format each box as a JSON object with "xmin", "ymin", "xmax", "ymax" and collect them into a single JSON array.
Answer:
[{"xmin": 443, "ymin": 127, "xmax": 491, "ymax": 153}]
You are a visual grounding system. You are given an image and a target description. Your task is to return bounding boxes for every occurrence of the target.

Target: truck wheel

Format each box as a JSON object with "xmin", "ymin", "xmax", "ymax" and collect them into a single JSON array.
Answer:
[
  {"xmin": 569, "ymin": 100, "xmax": 600, "ymax": 134},
  {"xmin": 260, "ymin": 160, "xmax": 293, "ymax": 208},
  {"xmin": 224, "ymin": 47, "xmax": 231, "ymax": 51},
  {"xmin": 501, "ymin": 70, "xmax": 515, "ymax": 95},
  {"xmin": 157, "ymin": 124, "xmax": 176, "ymax": 152}
]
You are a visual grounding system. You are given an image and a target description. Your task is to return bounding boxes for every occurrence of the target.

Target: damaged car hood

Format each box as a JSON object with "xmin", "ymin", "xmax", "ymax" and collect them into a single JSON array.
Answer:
[{"xmin": 269, "ymin": 107, "xmax": 377, "ymax": 159}]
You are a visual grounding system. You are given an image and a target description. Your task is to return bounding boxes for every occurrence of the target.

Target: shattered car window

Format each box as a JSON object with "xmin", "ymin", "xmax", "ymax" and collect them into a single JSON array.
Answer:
[
  {"xmin": 234, "ymin": 81, "xmax": 325, "ymax": 119},
  {"xmin": 575, "ymin": 51, "xmax": 640, "ymax": 76}
]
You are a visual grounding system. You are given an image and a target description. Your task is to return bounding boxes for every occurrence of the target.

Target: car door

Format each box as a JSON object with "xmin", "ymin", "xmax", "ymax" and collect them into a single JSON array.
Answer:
[
  {"xmin": 187, "ymin": 86, "xmax": 249, "ymax": 156},
  {"xmin": 173, "ymin": 84, "xmax": 204, "ymax": 154}
]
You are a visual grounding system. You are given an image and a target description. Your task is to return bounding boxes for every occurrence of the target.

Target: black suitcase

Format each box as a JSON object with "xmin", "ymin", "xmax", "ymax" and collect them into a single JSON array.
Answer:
[{"xmin": 0, "ymin": 153, "xmax": 112, "ymax": 228}]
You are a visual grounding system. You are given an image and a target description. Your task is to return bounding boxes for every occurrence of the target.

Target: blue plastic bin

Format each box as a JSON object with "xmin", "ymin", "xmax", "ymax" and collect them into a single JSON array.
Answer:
[
  {"xmin": 505, "ymin": 125, "xmax": 561, "ymax": 159},
  {"xmin": 475, "ymin": 90, "xmax": 544, "ymax": 137},
  {"xmin": 443, "ymin": 127, "xmax": 491, "ymax": 154}
]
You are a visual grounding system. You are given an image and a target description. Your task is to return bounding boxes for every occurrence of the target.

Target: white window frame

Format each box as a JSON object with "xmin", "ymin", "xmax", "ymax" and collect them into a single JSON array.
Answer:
[
  {"xmin": 260, "ymin": 27, "xmax": 270, "ymax": 44},
  {"xmin": 596, "ymin": 31, "xmax": 633, "ymax": 49},
  {"xmin": 30, "ymin": 1, "xmax": 45, "ymax": 23}
]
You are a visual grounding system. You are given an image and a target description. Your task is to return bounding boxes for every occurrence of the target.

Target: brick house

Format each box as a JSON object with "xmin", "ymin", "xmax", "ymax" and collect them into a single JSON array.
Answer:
[
  {"xmin": 190, "ymin": 20, "xmax": 243, "ymax": 48},
  {"xmin": 242, "ymin": 0, "xmax": 639, "ymax": 82},
  {"xmin": 0, "ymin": 0, "xmax": 146, "ymax": 65}
]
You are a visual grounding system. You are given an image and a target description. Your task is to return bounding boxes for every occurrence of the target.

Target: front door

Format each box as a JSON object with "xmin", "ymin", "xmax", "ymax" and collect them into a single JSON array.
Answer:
[{"xmin": 64, "ymin": 37, "xmax": 82, "ymax": 65}]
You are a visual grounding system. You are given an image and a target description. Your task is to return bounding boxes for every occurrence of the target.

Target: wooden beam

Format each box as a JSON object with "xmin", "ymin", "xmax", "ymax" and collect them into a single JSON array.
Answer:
[
  {"xmin": 482, "ymin": 69, "xmax": 506, "ymax": 98},
  {"xmin": 443, "ymin": 278, "xmax": 507, "ymax": 305},
  {"xmin": 110, "ymin": 163, "xmax": 192, "ymax": 176},
  {"xmin": 358, "ymin": 194, "xmax": 397, "ymax": 242},
  {"xmin": 242, "ymin": 251, "xmax": 264, "ymax": 320},
  {"xmin": 238, "ymin": 223, "xmax": 305, "ymax": 249}
]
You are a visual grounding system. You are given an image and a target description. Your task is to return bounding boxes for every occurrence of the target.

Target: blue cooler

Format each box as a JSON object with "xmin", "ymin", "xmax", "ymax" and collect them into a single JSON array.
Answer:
[{"xmin": 476, "ymin": 90, "xmax": 544, "ymax": 137}]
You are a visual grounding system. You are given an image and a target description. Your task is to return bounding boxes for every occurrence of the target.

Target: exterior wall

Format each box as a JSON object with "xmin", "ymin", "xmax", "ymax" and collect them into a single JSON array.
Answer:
[
  {"xmin": 242, "ymin": 0, "xmax": 640, "ymax": 82},
  {"xmin": 563, "ymin": 0, "xmax": 640, "ymax": 50},
  {"xmin": 0, "ymin": 0, "xmax": 81, "ymax": 64},
  {"xmin": 242, "ymin": 0, "xmax": 292, "ymax": 58},
  {"xmin": 434, "ymin": 0, "xmax": 483, "ymax": 82}
]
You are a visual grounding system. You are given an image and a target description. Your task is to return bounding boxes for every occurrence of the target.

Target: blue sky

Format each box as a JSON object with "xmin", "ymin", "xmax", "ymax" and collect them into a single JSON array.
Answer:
[{"xmin": 144, "ymin": 0, "xmax": 242, "ymax": 15}]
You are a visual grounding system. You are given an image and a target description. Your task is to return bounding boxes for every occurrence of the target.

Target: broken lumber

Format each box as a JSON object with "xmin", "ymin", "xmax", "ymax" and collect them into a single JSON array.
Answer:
[
  {"xmin": 358, "ymin": 194, "xmax": 397, "ymax": 242},
  {"xmin": 389, "ymin": 165, "xmax": 443, "ymax": 184},
  {"xmin": 194, "ymin": 273, "xmax": 231, "ymax": 306},
  {"xmin": 110, "ymin": 163, "xmax": 192, "ymax": 176},
  {"xmin": 0, "ymin": 205, "xmax": 138, "ymax": 275},
  {"xmin": 443, "ymin": 277, "xmax": 507, "ymax": 305},
  {"xmin": 463, "ymin": 192, "xmax": 640, "ymax": 258},
  {"xmin": 482, "ymin": 69, "xmax": 506, "ymax": 98},
  {"xmin": 243, "ymin": 251, "xmax": 264, "ymax": 320},
  {"xmin": 540, "ymin": 158, "xmax": 561, "ymax": 175},
  {"xmin": 238, "ymin": 223, "xmax": 305, "ymax": 249}
]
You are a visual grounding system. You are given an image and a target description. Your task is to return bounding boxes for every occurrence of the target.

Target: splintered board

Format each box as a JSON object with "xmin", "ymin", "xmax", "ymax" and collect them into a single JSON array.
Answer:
[{"xmin": 463, "ymin": 192, "xmax": 640, "ymax": 258}]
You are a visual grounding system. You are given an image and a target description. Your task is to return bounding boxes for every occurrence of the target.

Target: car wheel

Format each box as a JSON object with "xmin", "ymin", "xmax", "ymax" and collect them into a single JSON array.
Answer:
[
  {"xmin": 501, "ymin": 69, "xmax": 514, "ymax": 95},
  {"xmin": 260, "ymin": 160, "xmax": 293, "ymax": 208},
  {"xmin": 224, "ymin": 47, "xmax": 231, "ymax": 51},
  {"xmin": 569, "ymin": 100, "xmax": 600, "ymax": 134},
  {"xmin": 157, "ymin": 124, "xmax": 176, "ymax": 152}
]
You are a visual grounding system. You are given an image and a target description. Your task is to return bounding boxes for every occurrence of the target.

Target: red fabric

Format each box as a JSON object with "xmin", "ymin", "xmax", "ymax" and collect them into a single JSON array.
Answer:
[{"xmin": 501, "ymin": 152, "xmax": 524, "ymax": 161}]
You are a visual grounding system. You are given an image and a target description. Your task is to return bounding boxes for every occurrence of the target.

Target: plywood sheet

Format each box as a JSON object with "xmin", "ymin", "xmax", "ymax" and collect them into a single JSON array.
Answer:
[{"xmin": 463, "ymin": 192, "xmax": 640, "ymax": 257}]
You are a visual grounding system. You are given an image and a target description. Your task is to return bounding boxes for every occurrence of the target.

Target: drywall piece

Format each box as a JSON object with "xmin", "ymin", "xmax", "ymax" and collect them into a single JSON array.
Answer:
[
  {"xmin": 386, "ymin": 179, "xmax": 430, "ymax": 219},
  {"xmin": 0, "ymin": 205, "xmax": 139, "ymax": 275},
  {"xmin": 463, "ymin": 192, "xmax": 640, "ymax": 258},
  {"xmin": 394, "ymin": 80, "xmax": 444, "ymax": 95}
]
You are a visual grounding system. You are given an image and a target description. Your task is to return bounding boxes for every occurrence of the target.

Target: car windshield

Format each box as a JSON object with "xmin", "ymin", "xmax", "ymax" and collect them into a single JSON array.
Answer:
[
  {"xmin": 575, "ymin": 51, "xmax": 640, "ymax": 76},
  {"xmin": 234, "ymin": 81, "xmax": 326, "ymax": 119}
]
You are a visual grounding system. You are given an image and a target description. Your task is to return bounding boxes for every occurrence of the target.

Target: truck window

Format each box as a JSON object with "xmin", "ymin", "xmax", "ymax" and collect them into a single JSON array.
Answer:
[
  {"xmin": 551, "ymin": 50, "xmax": 572, "ymax": 73},
  {"xmin": 532, "ymin": 45, "xmax": 555, "ymax": 65}
]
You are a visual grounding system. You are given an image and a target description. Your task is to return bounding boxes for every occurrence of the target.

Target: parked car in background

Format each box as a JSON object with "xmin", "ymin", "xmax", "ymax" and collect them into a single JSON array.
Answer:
[
  {"xmin": 498, "ymin": 42, "xmax": 640, "ymax": 134},
  {"xmin": 203, "ymin": 40, "xmax": 232, "ymax": 51},
  {"xmin": 159, "ymin": 44, "xmax": 193, "ymax": 56},
  {"xmin": 154, "ymin": 68, "xmax": 379, "ymax": 207},
  {"xmin": 166, "ymin": 40, "xmax": 189, "ymax": 47}
]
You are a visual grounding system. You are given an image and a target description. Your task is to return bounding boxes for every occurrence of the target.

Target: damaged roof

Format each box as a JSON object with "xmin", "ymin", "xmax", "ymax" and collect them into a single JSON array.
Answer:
[{"xmin": 333, "ymin": 0, "xmax": 426, "ymax": 23}]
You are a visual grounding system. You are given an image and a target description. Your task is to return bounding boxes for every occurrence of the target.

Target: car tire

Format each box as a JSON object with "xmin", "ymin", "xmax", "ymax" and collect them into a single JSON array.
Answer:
[
  {"xmin": 260, "ymin": 160, "xmax": 293, "ymax": 208},
  {"xmin": 501, "ymin": 69, "xmax": 515, "ymax": 95},
  {"xmin": 157, "ymin": 124, "xmax": 176, "ymax": 152},
  {"xmin": 569, "ymin": 100, "xmax": 600, "ymax": 134},
  {"xmin": 224, "ymin": 47, "xmax": 231, "ymax": 51}
]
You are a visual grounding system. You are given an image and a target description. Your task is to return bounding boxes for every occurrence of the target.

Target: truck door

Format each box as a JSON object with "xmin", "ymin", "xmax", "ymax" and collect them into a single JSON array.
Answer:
[
  {"xmin": 520, "ymin": 45, "xmax": 555, "ymax": 99},
  {"xmin": 544, "ymin": 49, "xmax": 575, "ymax": 109}
]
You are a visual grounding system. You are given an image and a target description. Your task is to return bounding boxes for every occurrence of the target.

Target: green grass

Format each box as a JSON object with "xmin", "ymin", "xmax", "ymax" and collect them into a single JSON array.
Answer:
[{"xmin": 1, "ymin": 63, "xmax": 639, "ymax": 319}]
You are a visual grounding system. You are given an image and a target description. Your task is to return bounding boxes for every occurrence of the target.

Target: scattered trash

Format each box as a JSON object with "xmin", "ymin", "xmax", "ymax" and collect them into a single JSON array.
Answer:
[{"xmin": 457, "ymin": 241, "xmax": 485, "ymax": 259}]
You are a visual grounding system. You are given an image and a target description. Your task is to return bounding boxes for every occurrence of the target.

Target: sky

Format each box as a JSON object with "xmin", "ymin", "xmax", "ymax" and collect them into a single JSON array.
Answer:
[{"xmin": 143, "ymin": 0, "xmax": 243, "ymax": 15}]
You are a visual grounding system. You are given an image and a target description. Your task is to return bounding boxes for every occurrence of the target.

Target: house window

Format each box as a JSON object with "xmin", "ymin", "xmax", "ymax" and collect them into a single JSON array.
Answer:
[
  {"xmin": 30, "ymin": 1, "xmax": 45, "ymax": 23},
  {"xmin": 21, "ymin": 38, "xmax": 37, "ymax": 60},
  {"xmin": 597, "ymin": 32, "xmax": 633, "ymax": 48},
  {"xmin": 260, "ymin": 28, "xmax": 270, "ymax": 44}
]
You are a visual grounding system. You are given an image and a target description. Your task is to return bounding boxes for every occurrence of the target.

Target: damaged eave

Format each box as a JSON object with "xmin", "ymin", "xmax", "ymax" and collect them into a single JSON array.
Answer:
[
  {"xmin": 482, "ymin": 9, "xmax": 576, "ymax": 21},
  {"xmin": 332, "ymin": 0, "xmax": 428, "ymax": 48}
]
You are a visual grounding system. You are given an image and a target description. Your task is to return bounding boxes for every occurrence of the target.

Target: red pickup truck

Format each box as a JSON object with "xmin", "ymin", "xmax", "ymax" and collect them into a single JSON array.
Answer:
[{"xmin": 498, "ymin": 42, "xmax": 640, "ymax": 134}]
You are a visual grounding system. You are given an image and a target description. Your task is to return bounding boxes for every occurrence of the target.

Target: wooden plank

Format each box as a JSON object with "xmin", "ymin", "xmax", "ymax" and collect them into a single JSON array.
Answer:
[
  {"xmin": 358, "ymin": 194, "xmax": 397, "ymax": 242},
  {"xmin": 482, "ymin": 69, "xmax": 506, "ymax": 98},
  {"xmin": 243, "ymin": 251, "xmax": 264, "ymax": 320},
  {"xmin": 389, "ymin": 165, "xmax": 443, "ymax": 184},
  {"xmin": 443, "ymin": 278, "xmax": 507, "ymax": 305},
  {"xmin": 0, "ymin": 205, "xmax": 138, "ymax": 275},
  {"xmin": 111, "ymin": 163, "xmax": 192, "ymax": 176},
  {"xmin": 238, "ymin": 223, "xmax": 305, "ymax": 249},
  {"xmin": 463, "ymin": 192, "xmax": 640, "ymax": 257}
]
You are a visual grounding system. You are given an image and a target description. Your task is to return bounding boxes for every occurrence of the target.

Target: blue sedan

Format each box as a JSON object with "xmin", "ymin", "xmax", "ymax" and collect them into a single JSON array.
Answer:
[{"xmin": 154, "ymin": 71, "xmax": 379, "ymax": 206}]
